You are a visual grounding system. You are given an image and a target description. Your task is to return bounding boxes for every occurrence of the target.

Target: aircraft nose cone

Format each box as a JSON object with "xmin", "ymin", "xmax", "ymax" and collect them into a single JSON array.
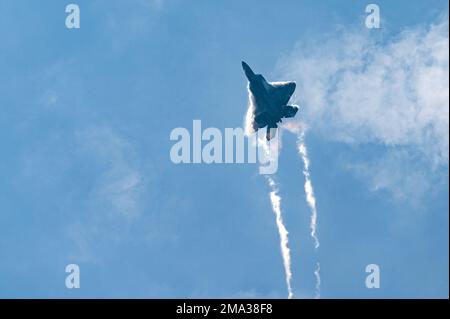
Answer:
[{"xmin": 241, "ymin": 61, "xmax": 255, "ymax": 80}]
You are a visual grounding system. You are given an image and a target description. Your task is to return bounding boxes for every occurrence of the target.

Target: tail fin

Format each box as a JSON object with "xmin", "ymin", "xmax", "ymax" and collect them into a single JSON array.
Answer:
[{"xmin": 281, "ymin": 105, "xmax": 299, "ymax": 118}]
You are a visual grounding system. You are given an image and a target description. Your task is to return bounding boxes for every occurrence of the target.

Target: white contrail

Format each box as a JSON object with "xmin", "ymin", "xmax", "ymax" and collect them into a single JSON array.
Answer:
[
  {"xmin": 256, "ymin": 132, "xmax": 294, "ymax": 299},
  {"xmin": 297, "ymin": 130, "xmax": 321, "ymax": 298},
  {"xmin": 314, "ymin": 262, "xmax": 321, "ymax": 299},
  {"xmin": 245, "ymin": 92, "xmax": 294, "ymax": 299},
  {"xmin": 297, "ymin": 132, "xmax": 320, "ymax": 250},
  {"xmin": 266, "ymin": 176, "xmax": 294, "ymax": 299}
]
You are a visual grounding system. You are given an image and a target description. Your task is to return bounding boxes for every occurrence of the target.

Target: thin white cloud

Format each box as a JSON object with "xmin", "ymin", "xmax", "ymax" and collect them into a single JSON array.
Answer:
[
  {"xmin": 77, "ymin": 126, "xmax": 144, "ymax": 221},
  {"xmin": 345, "ymin": 148, "xmax": 445, "ymax": 206},
  {"xmin": 63, "ymin": 126, "xmax": 148, "ymax": 261},
  {"xmin": 93, "ymin": 0, "xmax": 164, "ymax": 52},
  {"xmin": 278, "ymin": 15, "xmax": 449, "ymax": 201}
]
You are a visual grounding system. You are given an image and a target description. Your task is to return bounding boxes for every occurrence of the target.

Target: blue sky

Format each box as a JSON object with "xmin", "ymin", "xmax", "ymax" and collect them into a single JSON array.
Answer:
[{"xmin": 0, "ymin": 0, "xmax": 448, "ymax": 298}]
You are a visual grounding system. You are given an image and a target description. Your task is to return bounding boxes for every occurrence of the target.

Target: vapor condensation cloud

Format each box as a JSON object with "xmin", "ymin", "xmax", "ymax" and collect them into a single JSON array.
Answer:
[{"xmin": 278, "ymin": 15, "xmax": 449, "ymax": 201}]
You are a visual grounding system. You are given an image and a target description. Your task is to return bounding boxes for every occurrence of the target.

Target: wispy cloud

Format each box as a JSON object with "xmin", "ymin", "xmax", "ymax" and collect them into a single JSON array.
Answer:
[
  {"xmin": 278, "ymin": 15, "xmax": 449, "ymax": 202},
  {"xmin": 345, "ymin": 148, "xmax": 446, "ymax": 206},
  {"xmin": 93, "ymin": 0, "xmax": 165, "ymax": 52},
  {"xmin": 76, "ymin": 126, "xmax": 144, "ymax": 221},
  {"xmin": 64, "ymin": 126, "xmax": 148, "ymax": 261},
  {"xmin": 313, "ymin": 262, "xmax": 321, "ymax": 299}
]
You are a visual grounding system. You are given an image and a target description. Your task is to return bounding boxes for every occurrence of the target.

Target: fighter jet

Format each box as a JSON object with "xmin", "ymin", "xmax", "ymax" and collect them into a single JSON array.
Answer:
[{"xmin": 242, "ymin": 61, "xmax": 298, "ymax": 140}]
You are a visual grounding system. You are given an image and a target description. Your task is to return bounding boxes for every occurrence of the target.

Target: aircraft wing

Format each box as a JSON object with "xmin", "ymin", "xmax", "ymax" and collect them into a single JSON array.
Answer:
[
  {"xmin": 269, "ymin": 81, "xmax": 296, "ymax": 106},
  {"xmin": 248, "ymin": 91, "xmax": 270, "ymax": 131}
]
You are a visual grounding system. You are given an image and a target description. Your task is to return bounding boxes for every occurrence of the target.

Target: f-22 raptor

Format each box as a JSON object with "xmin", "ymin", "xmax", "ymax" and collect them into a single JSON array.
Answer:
[{"xmin": 242, "ymin": 61, "xmax": 298, "ymax": 140}]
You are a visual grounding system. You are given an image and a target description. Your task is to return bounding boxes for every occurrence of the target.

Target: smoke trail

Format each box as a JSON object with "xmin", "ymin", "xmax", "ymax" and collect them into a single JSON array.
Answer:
[
  {"xmin": 266, "ymin": 176, "xmax": 294, "ymax": 299},
  {"xmin": 296, "ymin": 131, "xmax": 321, "ymax": 298},
  {"xmin": 245, "ymin": 92, "xmax": 294, "ymax": 299},
  {"xmin": 297, "ymin": 132, "xmax": 320, "ymax": 249},
  {"xmin": 314, "ymin": 262, "xmax": 321, "ymax": 299},
  {"xmin": 255, "ymin": 132, "xmax": 293, "ymax": 299}
]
